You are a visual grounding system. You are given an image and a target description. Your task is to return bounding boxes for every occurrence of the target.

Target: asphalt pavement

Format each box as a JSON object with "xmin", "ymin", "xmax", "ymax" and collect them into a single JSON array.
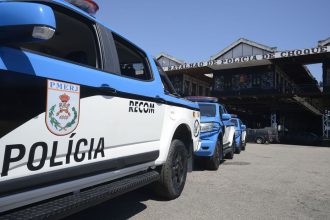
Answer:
[{"xmin": 67, "ymin": 143, "xmax": 330, "ymax": 220}]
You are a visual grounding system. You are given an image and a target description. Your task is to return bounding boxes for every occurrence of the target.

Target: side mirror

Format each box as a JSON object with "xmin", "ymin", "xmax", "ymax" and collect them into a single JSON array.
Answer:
[
  {"xmin": 0, "ymin": 2, "xmax": 56, "ymax": 43},
  {"xmin": 241, "ymin": 125, "xmax": 246, "ymax": 130},
  {"xmin": 222, "ymin": 113, "xmax": 231, "ymax": 120}
]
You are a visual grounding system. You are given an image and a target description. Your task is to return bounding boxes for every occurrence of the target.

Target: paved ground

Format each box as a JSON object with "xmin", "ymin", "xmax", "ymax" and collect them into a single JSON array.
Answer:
[{"xmin": 67, "ymin": 144, "xmax": 330, "ymax": 220}]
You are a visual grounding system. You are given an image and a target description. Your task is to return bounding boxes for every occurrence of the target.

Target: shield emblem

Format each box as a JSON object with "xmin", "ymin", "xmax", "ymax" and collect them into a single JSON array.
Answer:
[{"xmin": 46, "ymin": 79, "xmax": 80, "ymax": 136}]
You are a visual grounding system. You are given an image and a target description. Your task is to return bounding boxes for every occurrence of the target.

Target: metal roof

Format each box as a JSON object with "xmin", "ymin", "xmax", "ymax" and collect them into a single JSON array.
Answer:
[
  {"xmin": 210, "ymin": 38, "xmax": 277, "ymax": 60},
  {"xmin": 155, "ymin": 52, "xmax": 185, "ymax": 65},
  {"xmin": 318, "ymin": 37, "xmax": 330, "ymax": 47}
]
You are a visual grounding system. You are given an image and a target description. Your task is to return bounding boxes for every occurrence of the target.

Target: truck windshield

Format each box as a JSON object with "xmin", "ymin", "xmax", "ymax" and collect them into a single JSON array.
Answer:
[
  {"xmin": 199, "ymin": 104, "xmax": 216, "ymax": 117},
  {"xmin": 230, "ymin": 119, "xmax": 238, "ymax": 127}
]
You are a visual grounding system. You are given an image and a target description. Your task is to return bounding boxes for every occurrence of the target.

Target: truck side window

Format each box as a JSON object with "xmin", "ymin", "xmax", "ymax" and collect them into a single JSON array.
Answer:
[
  {"xmin": 113, "ymin": 34, "xmax": 152, "ymax": 81},
  {"xmin": 230, "ymin": 119, "xmax": 238, "ymax": 127},
  {"xmin": 12, "ymin": 6, "xmax": 99, "ymax": 68},
  {"xmin": 239, "ymin": 120, "xmax": 243, "ymax": 127}
]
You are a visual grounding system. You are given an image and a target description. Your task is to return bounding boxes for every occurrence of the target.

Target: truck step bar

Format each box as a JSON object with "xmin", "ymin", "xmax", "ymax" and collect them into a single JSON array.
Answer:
[{"xmin": 0, "ymin": 171, "xmax": 160, "ymax": 220}]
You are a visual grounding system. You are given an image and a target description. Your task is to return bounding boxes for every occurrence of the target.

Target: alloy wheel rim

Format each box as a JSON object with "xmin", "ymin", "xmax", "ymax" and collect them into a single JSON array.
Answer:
[{"xmin": 172, "ymin": 151, "xmax": 184, "ymax": 188}]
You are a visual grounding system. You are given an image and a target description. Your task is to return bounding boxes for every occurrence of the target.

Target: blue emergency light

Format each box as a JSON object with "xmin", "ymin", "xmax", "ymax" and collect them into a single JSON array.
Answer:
[{"xmin": 186, "ymin": 96, "xmax": 219, "ymax": 103}]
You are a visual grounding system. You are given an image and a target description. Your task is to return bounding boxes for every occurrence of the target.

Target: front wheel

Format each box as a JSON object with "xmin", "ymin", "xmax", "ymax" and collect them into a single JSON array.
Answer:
[
  {"xmin": 206, "ymin": 140, "xmax": 222, "ymax": 170},
  {"xmin": 256, "ymin": 137, "xmax": 264, "ymax": 144},
  {"xmin": 153, "ymin": 139, "xmax": 188, "ymax": 200},
  {"xmin": 241, "ymin": 142, "xmax": 246, "ymax": 151},
  {"xmin": 235, "ymin": 137, "xmax": 241, "ymax": 154}
]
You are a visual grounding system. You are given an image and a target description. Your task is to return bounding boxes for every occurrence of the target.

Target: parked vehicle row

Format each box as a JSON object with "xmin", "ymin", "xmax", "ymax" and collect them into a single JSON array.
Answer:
[{"xmin": 186, "ymin": 97, "xmax": 247, "ymax": 171}]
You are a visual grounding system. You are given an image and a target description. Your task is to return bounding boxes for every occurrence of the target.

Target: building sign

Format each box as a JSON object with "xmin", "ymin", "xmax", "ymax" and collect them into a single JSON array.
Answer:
[{"xmin": 164, "ymin": 46, "xmax": 330, "ymax": 72}]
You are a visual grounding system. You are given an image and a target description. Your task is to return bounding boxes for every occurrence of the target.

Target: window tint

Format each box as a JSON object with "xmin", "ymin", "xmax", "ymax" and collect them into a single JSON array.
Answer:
[
  {"xmin": 113, "ymin": 35, "xmax": 151, "ymax": 80},
  {"xmin": 13, "ymin": 6, "xmax": 99, "ymax": 68},
  {"xmin": 199, "ymin": 104, "xmax": 216, "ymax": 117}
]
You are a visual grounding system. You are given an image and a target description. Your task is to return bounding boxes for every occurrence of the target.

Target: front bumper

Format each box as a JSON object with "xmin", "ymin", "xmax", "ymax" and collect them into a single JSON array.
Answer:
[{"xmin": 194, "ymin": 133, "xmax": 218, "ymax": 157}]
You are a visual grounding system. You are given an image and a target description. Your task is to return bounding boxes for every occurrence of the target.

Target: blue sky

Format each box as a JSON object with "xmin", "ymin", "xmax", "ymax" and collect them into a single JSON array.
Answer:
[{"xmin": 95, "ymin": 0, "xmax": 330, "ymax": 82}]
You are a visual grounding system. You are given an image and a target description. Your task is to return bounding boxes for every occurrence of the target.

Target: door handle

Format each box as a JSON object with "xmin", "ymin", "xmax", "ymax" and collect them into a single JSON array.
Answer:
[{"xmin": 99, "ymin": 84, "xmax": 117, "ymax": 94}]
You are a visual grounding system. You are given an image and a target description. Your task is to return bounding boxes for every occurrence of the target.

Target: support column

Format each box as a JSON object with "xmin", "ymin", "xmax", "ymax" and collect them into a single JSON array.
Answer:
[
  {"xmin": 323, "ymin": 110, "xmax": 330, "ymax": 140},
  {"xmin": 323, "ymin": 60, "xmax": 330, "ymax": 94}
]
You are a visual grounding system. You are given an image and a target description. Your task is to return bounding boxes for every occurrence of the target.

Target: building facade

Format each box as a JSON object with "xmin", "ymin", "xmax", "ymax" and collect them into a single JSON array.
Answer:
[{"xmin": 157, "ymin": 38, "xmax": 330, "ymax": 141}]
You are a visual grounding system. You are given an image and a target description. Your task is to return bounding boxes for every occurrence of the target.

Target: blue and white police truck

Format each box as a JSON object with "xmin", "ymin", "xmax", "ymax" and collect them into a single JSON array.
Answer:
[
  {"xmin": 186, "ymin": 97, "xmax": 236, "ymax": 170},
  {"xmin": 0, "ymin": 0, "xmax": 200, "ymax": 218},
  {"xmin": 229, "ymin": 115, "xmax": 247, "ymax": 153}
]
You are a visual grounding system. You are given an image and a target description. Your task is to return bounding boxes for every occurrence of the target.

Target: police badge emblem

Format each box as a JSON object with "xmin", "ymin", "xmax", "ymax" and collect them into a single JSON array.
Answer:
[{"xmin": 46, "ymin": 80, "xmax": 80, "ymax": 136}]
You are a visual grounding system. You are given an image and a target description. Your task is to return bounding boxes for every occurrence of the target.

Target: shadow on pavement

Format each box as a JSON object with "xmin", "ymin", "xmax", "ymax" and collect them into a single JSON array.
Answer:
[{"xmin": 64, "ymin": 188, "xmax": 162, "ymax": 220}]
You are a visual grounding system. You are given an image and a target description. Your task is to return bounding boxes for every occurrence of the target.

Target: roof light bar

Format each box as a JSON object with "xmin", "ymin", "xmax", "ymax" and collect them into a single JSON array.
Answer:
[
  {"xmin": 65, "ymin": 0, "xmax": 99, "ymax": 15},
  {"xmin": 186, "ymin": 96, "xmax": 219, "ymax": 103}
]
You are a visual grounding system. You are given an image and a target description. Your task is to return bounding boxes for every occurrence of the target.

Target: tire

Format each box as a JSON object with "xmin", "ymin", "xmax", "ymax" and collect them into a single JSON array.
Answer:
[
  {"xmin": 225, "ymin": 135, "xmax": 235, "ymax": 159},
  {"xmin": 256, "ymin": 137, "xmax": 264, "ymax": 144},
  {"xmin": 241, "ymin": 136, "xmax": 246, "ymax": 151},
  {"xmin": 241, "ymin": 143, "xmax": 246, "ymax": 151},
  {"xmin": 235, "ymin": 137, "xmax": 241, "ymax": 154},
  {"xmin": 152, "ymin": 139, "xmax": 188, "ymax": 200},
  {"xmin": 206, "ymin": 140, "xmax": 222, "ymax": 170}
]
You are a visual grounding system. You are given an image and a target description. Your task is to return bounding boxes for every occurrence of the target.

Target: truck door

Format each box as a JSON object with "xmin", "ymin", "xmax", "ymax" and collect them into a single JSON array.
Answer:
[
  {"xmin": 220, "ymin": 106, "xmax": 231, "ymax": 146},
  {"xmin": 0, "ymin": 3, "xmax": 164, "ymax": 195}
]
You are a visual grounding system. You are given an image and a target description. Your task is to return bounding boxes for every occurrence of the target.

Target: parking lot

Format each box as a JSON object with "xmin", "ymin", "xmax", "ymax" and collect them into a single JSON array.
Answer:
[{"xmin": 68, "ymin": 143, "xmax": 330, "ymax": 220}]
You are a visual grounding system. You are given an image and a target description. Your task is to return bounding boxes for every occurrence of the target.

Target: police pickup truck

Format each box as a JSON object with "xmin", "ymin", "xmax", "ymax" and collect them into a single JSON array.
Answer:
[
  {"xmin": 0, "ymin": 0, "xmax": 200, "ymax": 218},
  {"xmin": 229, "ymin": 115, "xmax": 247, "ymax": 153},
  {"xmin": 186, "ymin": 97, "xmax": 235, "ymax": 170}
]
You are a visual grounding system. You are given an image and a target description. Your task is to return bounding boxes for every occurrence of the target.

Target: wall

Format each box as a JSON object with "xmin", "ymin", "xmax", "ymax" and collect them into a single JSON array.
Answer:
[{"xmin": 213, "ymin": 65, "xmax": 276, "ymax": 96}]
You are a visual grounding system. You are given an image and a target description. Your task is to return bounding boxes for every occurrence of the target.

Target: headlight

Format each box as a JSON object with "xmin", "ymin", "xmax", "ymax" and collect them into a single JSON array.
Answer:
[
  {"xmin": 32, "ymin": 26, "xmax": 55, "ymax": 40},
  {"xmin": 200, "ymin": 122, "xmax": 220, "ymax": 133},
  {"xmin": 193, "ymin": 120, "xmax": 200, "ymax": 137}
]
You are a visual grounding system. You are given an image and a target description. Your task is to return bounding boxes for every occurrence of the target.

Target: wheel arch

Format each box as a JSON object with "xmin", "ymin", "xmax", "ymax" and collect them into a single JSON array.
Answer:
[{"xmin": 172, "ymin": 124, "xmax": 194, "ymax": 171}]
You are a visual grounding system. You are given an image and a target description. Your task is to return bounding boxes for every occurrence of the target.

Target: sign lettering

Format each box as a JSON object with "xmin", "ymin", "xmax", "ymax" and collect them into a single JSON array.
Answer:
[{"xmin": 163, "ymin": 46, "xmax": 330, "ymax": 71}]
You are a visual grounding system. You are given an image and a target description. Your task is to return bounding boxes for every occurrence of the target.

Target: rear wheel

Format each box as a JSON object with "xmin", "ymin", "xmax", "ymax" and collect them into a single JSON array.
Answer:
[
  {"xmin": 152, "ymin": 139, "xmax": 188, "ymax": 200},
  {"xmin": 206, "ymin": 140, "xmax": 222, "ymax": 170}
]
